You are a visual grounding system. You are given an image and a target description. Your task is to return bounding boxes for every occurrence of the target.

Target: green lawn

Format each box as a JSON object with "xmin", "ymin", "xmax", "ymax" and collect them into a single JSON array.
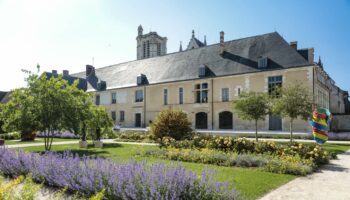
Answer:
[
  {"xmin": 17, "ymin": 142, "xmax": 350, "ymax": 200},
  {"xmin": 4, "ymin": 138, "xmax": 79, "ymax": 145}
]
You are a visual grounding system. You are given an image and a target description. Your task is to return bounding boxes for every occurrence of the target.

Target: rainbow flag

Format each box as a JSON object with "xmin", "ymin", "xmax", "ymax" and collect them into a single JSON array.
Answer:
[{"xmin": 309, "ymin": 108, "xmax": 331, "ymax": 144}]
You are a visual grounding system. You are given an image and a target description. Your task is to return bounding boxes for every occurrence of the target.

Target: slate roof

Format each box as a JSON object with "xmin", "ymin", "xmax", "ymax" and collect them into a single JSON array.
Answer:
[
  {"xmin": 44, "ymin": 72, "xmax": 87, "ymax": 91},
  {"xmin": 72, "ymin": 32, "xmax": 310, "ymax": 91},
  {"xmin": 0, "ymin": 92, "xmax": 7, "ymax": 102},
  {"xmin": 186, "ymin": 37, "xmax": 205, "ymax": 50},
  {"xmin": 0, "ymin": 91, "xmax": 11, "ymax": 104}
]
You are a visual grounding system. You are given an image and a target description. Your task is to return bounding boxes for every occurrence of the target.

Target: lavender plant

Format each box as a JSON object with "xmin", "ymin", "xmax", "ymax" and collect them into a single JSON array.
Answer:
[{"xmin": 0, "ymin": 148, "xmax": 237, "ymax": 200}]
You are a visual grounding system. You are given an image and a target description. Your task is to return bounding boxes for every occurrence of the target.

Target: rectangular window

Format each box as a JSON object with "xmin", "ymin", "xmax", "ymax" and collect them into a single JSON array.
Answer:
[
  {"xmin": 111, "ymin": 111, "xmax": 116, "ymax": 121},
  {"xmin": 238, "ymin": 88, "xmax": 241, "ymax": 96},
  {"xmin": 199, "ymin": 66, "xmax": 206, "ymax": 77},
  {"xmin": 111, "ymin": 93, "xmax": 116, "ymax": 104},
  {"xmin": 135, "ymin": 90, "xmax": 144, "ymax": 102},
  {"xmin": 143, "ymin": 42, "xmax": 146, "ymax": 58},
  {"xmin": 157, "ymin": 43, "xmax": 161, "ymax": 56},
  {"xmin": 195, "ymin": 83, "xmax": 209, "ymax": 103},
  {"xmin": 164, "ymin": 89, "xmax": 168, "ymax": 105},
  {"xmin": 268, "ymin": 76, "xmax": 282, "ymax": 97},
  {"xmin": 95, "ymin": 95, "xmax": 100, "ymax": 105},
  {"xmin": 258, "ymin": 57, "xmax": 268, "ymax": 68},
  {"xmin": 179, "ymin": 88, "xmax": 183, "ymax": 104},
  {"xmin": 146, "ymin": 40, "xmax": 150, "ymax": 58},
  {"xmin": 119, "ymin": 111, "xmax": 125, "ymax": 122},
  {"xmin": 222, "ymin": 88, "xmax": 229, "ymax": 102}
]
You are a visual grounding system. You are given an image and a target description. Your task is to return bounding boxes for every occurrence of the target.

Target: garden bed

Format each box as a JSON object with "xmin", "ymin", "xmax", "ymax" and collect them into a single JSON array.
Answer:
[{"xmin": 0, "ymin": 147, "xmax": 238, "ymax": 200}]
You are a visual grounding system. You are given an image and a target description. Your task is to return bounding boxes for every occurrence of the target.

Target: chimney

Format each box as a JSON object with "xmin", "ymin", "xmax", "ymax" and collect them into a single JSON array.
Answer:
[
  {"xmin": 308, "ymin": 48, "xmax": 314, "ymax": 64},
  {"xmin": 220, "ymin": 31, "xmax": 225, "ymax": 55},
  {"xmin": 52, "ymin": 70, "xmax": 58, "ymax": 76},
  {"xmin": 86, "ymin": 65, "xmax": 95, "ymax": 77},
  {"xmin": 63, "ymin": 70, "xmax": 69, "ymax": 76},
  {"xmin": 290, "ymin": 41, "xmax": 298, "ymax": 50}
]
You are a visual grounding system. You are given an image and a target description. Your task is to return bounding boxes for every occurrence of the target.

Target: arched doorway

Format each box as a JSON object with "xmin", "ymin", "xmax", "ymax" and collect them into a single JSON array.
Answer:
[
  {"xmin": 219, "ymin": 111, "xmax": 233, "ymax": 129},
  {"xmin": 195, "ymin": 112, "xmax": 208, "ymax": 129}
]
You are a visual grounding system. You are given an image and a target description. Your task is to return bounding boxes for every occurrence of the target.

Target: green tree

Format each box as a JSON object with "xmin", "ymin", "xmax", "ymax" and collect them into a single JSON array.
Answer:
[
  {"xmin": 272, "ymin": 83, "xmax": 313, "ymax": 143},
  {"xmin": 61, "ymin": 88, "xmax": 94, "ymax": 142},
  {"xmin": 151, "ymin": 109, "xmax": 192, "ymax": 140},
  {"xmin": 234, "ymin": 91, "xmax": 270, "ymax": 142},
  {"xmin": 87, "ymin": 106, "xmax": 113, "ymax": 141},
  {"xmin": 0, "ymin": 89, "xmax": 39, "ymax": 140},
  {"xmin": 28, "ymin": 74, "xmax": 92, "ymax": 150}
]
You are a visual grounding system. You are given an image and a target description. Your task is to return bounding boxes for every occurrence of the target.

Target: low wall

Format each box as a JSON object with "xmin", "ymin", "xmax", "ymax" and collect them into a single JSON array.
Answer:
[{"xmin": 331, "ymin": 114, "xmax": 350, "ymax": 132}]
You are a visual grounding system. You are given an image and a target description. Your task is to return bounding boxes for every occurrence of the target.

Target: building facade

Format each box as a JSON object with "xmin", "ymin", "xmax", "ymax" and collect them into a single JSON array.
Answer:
[{"xmin": 65, "ymin": 26, "xmax": 349, "ymax": 132}]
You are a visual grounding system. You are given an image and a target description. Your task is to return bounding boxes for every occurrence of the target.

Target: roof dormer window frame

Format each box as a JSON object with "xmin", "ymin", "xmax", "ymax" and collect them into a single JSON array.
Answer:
[{"xmin": 258, "ymin": 56, "xmax": 268, "ymax": 68}]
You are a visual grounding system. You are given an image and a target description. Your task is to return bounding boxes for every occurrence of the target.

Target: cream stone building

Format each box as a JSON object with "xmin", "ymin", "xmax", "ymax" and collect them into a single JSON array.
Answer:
[{"xmin": 60, "ymin": 26, "xmax": 349, "ymax": 132}]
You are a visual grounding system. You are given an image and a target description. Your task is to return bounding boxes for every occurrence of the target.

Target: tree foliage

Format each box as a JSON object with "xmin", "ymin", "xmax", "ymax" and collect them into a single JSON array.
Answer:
[
  {"xmin": 0, "ymin": 70, "xmax": 112, "ymax": 150},
  {"xmin": 272, "ymin": 83, "xmax": 313, "ymax": 143},
  {"xmin": 151, "ymin": 109, "xmax": 192, "ymax": 140},
  {"xmin": 0, "ymin": 89, "xmax": 39, "ymax": 140},
  {"xmin": 87, "ymin": 106, "xmax": 113, "ymax": 141},
  {"xmin": 234, "ymin": 91, "xmax": 270, "ymax": 141}
]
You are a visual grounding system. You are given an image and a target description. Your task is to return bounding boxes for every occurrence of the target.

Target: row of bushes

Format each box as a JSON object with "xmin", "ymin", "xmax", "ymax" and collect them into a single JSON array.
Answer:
[
  {"xmin": 0, "ymin": 148, "xmax": 238, "ymax": 200},
  {"xmin": 160, "ymin": 136, "xmax": 330, "ymax": 166},
  {"xmin": 115, "ymin": 131, "xmax": 156, "ymax": 143},
  {"xmin": 0, "ymin": 132, "xmax": 21, "ymax": 140},
  {"xmin": 139, "ymin": 148, "xmax": 313, "ymax": 176}
]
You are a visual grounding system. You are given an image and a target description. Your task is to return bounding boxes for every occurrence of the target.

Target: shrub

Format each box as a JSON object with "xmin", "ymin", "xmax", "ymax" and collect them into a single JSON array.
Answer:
[
  {"xmin": 264, "ymin": 155, "xmax": 313, "ymax": 176},
  {"xmin": 278, "ymin": 142, "xmax": 330, "ymax": 166},
  {"xmin": 159, "ymin": 135, "xmax": 331, "ymax": 169},
  {"xmin": 0, "ymin": 132, "xmax": 21, "ymax": 140},
  {"xmin": 141, "ymin": 147, "xmax": 315, "ymax": 175},
  {"xmin": 0, "ymin": 148, "xmax": 238, "ymax": 200},
  {"xmin": 151, "ymin": 109, "xmax": 193, "ymax": 140},
  {"xmin": 141, "ymin": 148, "xmax": 268, "ymax": 168},
  {"xmin": 115, "ymin": 131, "xmax": 155, "ymax": 142}
]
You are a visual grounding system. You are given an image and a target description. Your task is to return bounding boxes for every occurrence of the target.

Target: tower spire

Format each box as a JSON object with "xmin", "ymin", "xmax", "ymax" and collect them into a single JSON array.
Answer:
[
  {"xmin": 192, "ymin": 30, "xmax": 195, "ymax": 38},
  {"xmin": 179, "ymin": 41, "xmax": 183, "ymax": 52},
  {"xmin": 204, "ymin": 35, "xmax": 207, "ymax": 46}
]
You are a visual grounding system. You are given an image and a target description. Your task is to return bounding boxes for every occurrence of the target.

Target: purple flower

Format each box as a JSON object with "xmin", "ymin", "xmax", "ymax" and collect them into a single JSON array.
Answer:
[{"xmin": 0, "ymin": 147, "xmax": 237, "ymax": 199}]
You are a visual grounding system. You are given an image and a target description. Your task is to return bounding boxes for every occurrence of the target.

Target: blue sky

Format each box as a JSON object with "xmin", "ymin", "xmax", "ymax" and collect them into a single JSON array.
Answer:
[{"xmin": 0, "ymin": 0, "xmax": 349, "ymax": 92}]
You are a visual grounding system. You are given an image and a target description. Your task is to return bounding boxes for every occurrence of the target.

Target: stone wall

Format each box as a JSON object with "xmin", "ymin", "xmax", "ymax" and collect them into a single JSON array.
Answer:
[{"xmin": 331, "ymin": 114, "xmax": 350, "ymax": 132}]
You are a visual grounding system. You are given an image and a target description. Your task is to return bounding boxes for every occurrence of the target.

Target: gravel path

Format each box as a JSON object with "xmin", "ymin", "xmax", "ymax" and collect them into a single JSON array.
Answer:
[{"xmin": 259, "ymin": 150, "xmax": 350, "ymax": 200}]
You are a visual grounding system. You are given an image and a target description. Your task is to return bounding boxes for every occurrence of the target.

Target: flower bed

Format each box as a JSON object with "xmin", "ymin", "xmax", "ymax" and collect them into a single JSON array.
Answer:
[
  {"xmin": 160, "ymin": 136, "xmax": 330, "ymax": 166},
  {"xmin": 140, "ymin": 148, "xmax": 313, "ymax": 176},
  {"xmin": 0, "ymin": 148, "xmax": 238, "ymax": 200},
  {"xmin": 37, "ymin": 131, "xmax": 80, "ymax": 139},
  {"xmin": 115, "ymin": 131, "xmax": 156, "ymax": 143}
]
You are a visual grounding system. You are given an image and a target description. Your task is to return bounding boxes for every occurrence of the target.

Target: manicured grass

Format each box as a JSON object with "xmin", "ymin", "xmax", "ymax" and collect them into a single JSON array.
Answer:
[
  {"xmin": 4, "ymin": 138, "xmax": 79, "ymax": 145},
  {"xmin": 19, "ymin": 143, "xmax": 294, "ymax": 200}
]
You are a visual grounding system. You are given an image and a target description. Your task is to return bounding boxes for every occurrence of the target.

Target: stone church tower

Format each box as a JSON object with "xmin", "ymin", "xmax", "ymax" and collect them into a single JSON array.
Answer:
[{"xmin": 136, "ymin": 25, "xmax": 167, "ymax": 60}]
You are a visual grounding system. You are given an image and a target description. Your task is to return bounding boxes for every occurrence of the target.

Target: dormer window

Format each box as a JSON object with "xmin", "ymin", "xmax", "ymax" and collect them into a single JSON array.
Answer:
[
  {"xmin": 258, "ymin": 57, "xmax": 268, "ymax": 68},
  {"xmin": 137, "ymin": 74, "xmax": 147, "ymax": 85},
  {"xmin": 199, "ymin": 65, "xmax": 207, "ymax": 77},
  {"xmin": 97, "ymin": 81, "xmax": 106, "ymax": 91}
]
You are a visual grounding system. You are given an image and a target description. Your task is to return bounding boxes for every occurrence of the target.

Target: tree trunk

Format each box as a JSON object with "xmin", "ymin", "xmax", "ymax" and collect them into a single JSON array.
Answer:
[
  {"xmin": 44, "ymin": 130, "xmax": 49, "ymax": 151},
  {"xmin": 82, "ymin": 124, "xmax": 87, "ymax": 141},
  {"xmin": 290, "ymin": 119, "xmax": 293, "ymax": 144},
  {"xmin": 255, "ymin": 120, "xmax": 258, "ymax": 142},
  {"xmin": 48, "ymin": 130, "xmax": 54, "ymax": 151}
]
